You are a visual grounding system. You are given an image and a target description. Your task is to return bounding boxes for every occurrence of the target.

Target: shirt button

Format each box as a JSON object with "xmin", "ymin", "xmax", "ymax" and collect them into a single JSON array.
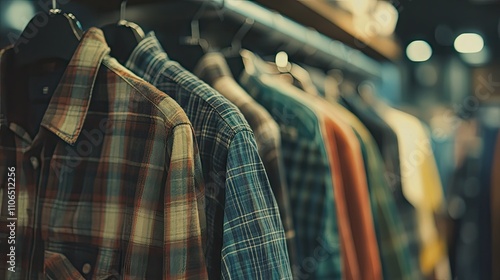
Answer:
[
  {"xmin": 82, "ymin": 263, "xmax": 91, "ymax": 275},
  {"xmin": 30, "ymin": 157, "xmax": 39, "ymax": 170}
]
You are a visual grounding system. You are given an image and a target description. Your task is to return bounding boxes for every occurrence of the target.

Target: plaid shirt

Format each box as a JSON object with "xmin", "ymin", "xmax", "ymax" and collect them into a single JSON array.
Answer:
[
  {"xmin": 239, "ymin": 50, "xmax": 343, "ymax": 279},
  {"xmin": 193, "ymin": 53, "xmax": 298, "ymax": 270},
  {"xmin": 0, "ymin": 28, "xmax": 207, "ymax": 279},
  {"xmin": 125, "ymin": 34, "xmax": 292, "ymax": 280}
]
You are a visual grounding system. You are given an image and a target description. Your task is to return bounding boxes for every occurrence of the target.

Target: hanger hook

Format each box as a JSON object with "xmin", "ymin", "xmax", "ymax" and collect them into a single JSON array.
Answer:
[
  {"xmin": 231, "ymin": 18, "xmax": 254, "ymax": 51},
  {"xmin": 222, "ymin": 18, "xmax": 254, "ymax": 56},
  {"xmin": 180, "ymin": 1, "xmax": 213, "ymax": 52},
  {"xmin": 120, "ymin": 0, "xmax": 127, "ymax": 23},
  {"xmin": 49, "ymin": 0, "xmax": 61, "ymax": 14}
]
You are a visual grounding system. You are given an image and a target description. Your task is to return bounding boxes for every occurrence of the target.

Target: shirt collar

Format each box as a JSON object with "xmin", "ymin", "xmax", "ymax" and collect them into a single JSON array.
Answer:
[
  {"xmin": 125, "ymin": 32, "xmax": 170, "ymax": 83},
  {"xmin": 0, "ymin": 27, "xmax": 110, "ymax": 145}
]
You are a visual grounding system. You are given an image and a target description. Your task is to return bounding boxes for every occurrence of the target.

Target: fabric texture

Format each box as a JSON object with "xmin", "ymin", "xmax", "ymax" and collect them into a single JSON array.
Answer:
[
  {"xmin": 194, "ymin": 52, "xmax": 298, "ymax": 270},
  {"xmin": 446, "ymin": 150, "xmax": 483, "ymax": 280},
  {"xmin": 491, "ymin": 130, "xmax": 500, "ymax": 280},
  {"xmin": 258, "ymin": 61, "xmax": 383, "ymax": 280},
  {"xmin": 304, "ymin": 68, "xmax": 389, "ymax": 280},
  {"xmin": 0, "ymin": 28, "xmax": 207, "ymax": 279},
  {"xmin": 254, "ymin": 68, "xmax": 359, "ymax": 279},
  {"xmin": 125, "ymin": 34, "xmax": 292, "ymax": 280},
  {"xmin": 445, "ymin": 119, "xmax": 488, "ymax": 280},
  {"xmin": 239, "ymin": 50, "xmax": 343, "ymax": 280},
  {"xmin": 381, "ymin": 107, "xmax": 448, "ymax": 277},
  {"xmin": 316, "ymin": 99, "xmax": 383, "ymax": 280},
  {"xmin": 333, "ymin": 103, "xmax": 421, "ymax": 280}
]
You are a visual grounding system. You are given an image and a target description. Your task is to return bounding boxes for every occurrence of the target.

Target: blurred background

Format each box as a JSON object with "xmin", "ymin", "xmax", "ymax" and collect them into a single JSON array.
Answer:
[{"xmin": 1, "ymin": 0, "xmax": 499, "ymax": 279}]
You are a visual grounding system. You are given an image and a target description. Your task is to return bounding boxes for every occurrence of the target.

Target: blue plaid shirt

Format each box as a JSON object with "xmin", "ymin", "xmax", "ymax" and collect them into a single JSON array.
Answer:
[{"xmin": 125, "ymin": 33, "xmax": 292, "ymax": 280}]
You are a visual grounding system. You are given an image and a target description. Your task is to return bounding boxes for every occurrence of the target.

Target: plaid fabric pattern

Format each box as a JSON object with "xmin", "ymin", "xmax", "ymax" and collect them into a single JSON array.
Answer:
[
  {"xmin": 193, "ymin": 53, "xmax": 298, "ymax": 270},
  {"xmin": 239, "ymin": 51, "xmax": 342, "ymax": 279},
  {"xmin": 0, "ymin": 28, "xmax": 207, "ymax": 279},
  {"xmin": 338, "ymin": 107, "xmax": 421, "ymax": 280},
  {"xmin": 125, "ymin": 33, "xmax": 292, "ymax": 280}
]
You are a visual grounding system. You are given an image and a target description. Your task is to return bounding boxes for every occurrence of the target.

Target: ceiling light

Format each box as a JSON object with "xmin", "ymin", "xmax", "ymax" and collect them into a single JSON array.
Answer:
[
  {"xmin": 406, "ymin": 40, "xmax": 432, "ymax": 62},
  {"xmin": 454, "ymin": 33, "xmax": 484, "ymax": 54}
]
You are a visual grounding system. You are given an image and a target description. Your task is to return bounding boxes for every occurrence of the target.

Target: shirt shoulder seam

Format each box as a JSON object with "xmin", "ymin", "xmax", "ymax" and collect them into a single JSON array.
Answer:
[
  {"xmin": 156, "ymin": 63, "xmax": 252, "ymax": 136},
  {"xmin": 103, "ymin": 60, "xmax": 190, "ymax": 128}
]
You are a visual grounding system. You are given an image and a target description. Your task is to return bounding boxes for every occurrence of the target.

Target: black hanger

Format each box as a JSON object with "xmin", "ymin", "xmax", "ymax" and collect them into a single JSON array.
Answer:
[
  {"xmin": 102, "ymin": 0, "xmax": 145, "ymax": 64},
  {"xmin": 13, "ymin": 0, "xmax": 83, "ymax": 68}
]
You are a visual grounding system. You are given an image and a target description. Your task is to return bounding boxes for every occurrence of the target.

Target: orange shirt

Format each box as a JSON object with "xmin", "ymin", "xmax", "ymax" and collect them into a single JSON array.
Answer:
[
  {"xmin": 319, "ymin": 101, "xmax": 383, "ymax": 280},
  {"xmin": 321, "ymin": 113, "xmax": 361, "ymax": 280}
]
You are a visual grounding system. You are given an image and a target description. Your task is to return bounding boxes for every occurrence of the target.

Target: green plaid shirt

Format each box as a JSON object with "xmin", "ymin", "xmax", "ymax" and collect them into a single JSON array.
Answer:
[
  {"xmin": 239, "ymin": 50, "xmax": 342, "ymax": 279},
  {"xmin": 0, "ymin": 28, "xmax": 207, "ymax": 279}
]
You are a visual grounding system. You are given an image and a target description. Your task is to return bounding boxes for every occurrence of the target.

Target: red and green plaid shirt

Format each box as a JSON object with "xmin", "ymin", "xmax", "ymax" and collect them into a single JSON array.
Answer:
[{"xmin": 0, "ymin": 28, "xmax": 207, "ymax": 279}]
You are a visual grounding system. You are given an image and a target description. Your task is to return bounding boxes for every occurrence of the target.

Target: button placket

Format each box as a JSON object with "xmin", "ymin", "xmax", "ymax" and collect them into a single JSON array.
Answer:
[{"xmin": 27, "ymin": 150, "xmax": 43, "ymax": 278}]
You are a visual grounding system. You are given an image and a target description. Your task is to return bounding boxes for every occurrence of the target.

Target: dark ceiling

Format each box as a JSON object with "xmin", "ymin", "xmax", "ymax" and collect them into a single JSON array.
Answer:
[
  {"xmin": 395, "ymin": 0, "xmax": 500, "ymax": 57},
  {"xmin": 1, "ymin": 0, "xmax": 499, "ymax": 60}
]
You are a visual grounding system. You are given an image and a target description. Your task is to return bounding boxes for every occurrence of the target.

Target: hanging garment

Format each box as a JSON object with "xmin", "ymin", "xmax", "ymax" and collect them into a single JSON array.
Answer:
[
  {"xmin": 332, "ymin": 103, "xmax": 422, "ymax": 280},
  {"xmin": 381, "ymin": 107, "xmax": 449, "ymax": 278},
  {"xmin": 261, "ymin": 65, "xmax": 370, "ymax": 280},
  {"xmin": 340, "ymin": 95, "xmax": 425, "ymax": 277},
  {"xmin": 319, "ymin": 111, "xmax": 383, "ymax": 280},
  {"xmin": 308, "ymin": 68, "xmax": 408, "ymax": 279},
  {"xmin": 429, "ymin": 110, "xmax": 456, "ymax": 195},
  {"xmin": 194, "ymin": 53, "xmax": 298, "ymax": 270},
  {"xmin": 0, "ymin": 28, "xmax": 207, "ymax": 279},
  {"xmin": 447, "ymin": 152, "xmax": 482, "ymax": 280},
  {"xmin": 297, "ymin": 90, "xmax": 384, "ymax": 280},
  {"xmin": 477, "ymin": 123, "xmax": 496, "ymax": 280},
  {"xmin": 124, "ymin": 33, "xmax": 292, "ymax": 280},
  {"xmin": 490, "ymin": 130, "xmax": 500, "ymax": 280},
  {"xmin": 239, "ymin": 50, "xmax": 343, "ymax": 279},
  {"xmin": 259, "ymin": 62, "xmax": 383, "ymax": 280},
  {"xmin": 341, "ymin": 94, "xmax": 402, "ymax": 196},
  {"xmin": 447, "ymin": 120, "xmax": 496, "ymax": 280}
]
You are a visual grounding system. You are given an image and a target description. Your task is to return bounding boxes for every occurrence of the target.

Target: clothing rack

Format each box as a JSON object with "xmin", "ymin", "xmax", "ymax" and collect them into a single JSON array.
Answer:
[
  {"xmin": 218, "ymin": 0, "xmax": 382, "ymax": 79},
  {"xmin": 97, "ymin": 0, "xmax": 383, "ymax": 80}
]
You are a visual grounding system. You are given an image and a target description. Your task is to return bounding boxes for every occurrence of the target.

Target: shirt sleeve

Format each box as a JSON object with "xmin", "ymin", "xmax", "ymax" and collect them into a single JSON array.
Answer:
[
  {"xmin": 221, "ymin": 130, "xmax": 292, "ymax": 280},
  {"xmin": 164, "ymin": 123, "xmax": 208, "ymax": 279}
]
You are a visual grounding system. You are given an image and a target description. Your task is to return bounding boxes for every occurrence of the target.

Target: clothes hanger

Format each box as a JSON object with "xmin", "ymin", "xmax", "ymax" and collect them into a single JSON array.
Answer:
[
  {"xmin": 13, "ymin": 0, "xmax": 83, "ymax": 68},
  {"xmin": 266, "ymin": 50, "xmax": 320, "ymax": 96},
  {"xmin": 180, "ymin": 1, "xmax": 211, "ymax": 54},
  {"xmin": 255, "ymin": 26, "xmax": 319, "ymax": 95},
  {"xmin": 102, "ymin": 0, "xmax": 145, "ymax": 64},
  {"xmin": 167, "ymin": 1, "xmax": 215, "ymax": 71},
  {"xmin": 219, "ymin": 18, "xmax": 254, "ymax": 79}
]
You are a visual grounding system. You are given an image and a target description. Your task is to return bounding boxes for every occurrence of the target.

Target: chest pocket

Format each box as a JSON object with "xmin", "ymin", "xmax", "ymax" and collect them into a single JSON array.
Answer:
[{"xmin": 44, "ymin": 242, "xmax": 120, "ymax": 280}]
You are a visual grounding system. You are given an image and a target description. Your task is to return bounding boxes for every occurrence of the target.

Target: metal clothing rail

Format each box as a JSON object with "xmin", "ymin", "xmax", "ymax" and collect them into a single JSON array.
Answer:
[{"xmin": 216, "ymin": 0, "xmax": 382, "ymax": 79}]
